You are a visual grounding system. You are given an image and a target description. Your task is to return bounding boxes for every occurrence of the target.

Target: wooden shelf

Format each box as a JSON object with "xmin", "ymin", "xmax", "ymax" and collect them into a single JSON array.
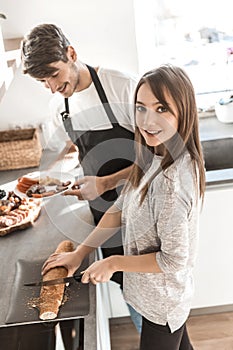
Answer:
[{"xmin": 3, "ymin": 37, "xmax": 22, "ymax": 51}]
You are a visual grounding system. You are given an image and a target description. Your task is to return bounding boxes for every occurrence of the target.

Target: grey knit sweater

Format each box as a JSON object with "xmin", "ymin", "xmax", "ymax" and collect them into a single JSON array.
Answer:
[{"xmin": 115, "ymin": 151, "xmax": 200, "ymax": 332}]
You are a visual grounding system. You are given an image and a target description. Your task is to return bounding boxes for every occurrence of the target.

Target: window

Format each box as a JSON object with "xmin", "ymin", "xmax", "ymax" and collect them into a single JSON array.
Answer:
[{"xmin": 134, "ymin": 0, "xmax": 233, "ymax": 113}]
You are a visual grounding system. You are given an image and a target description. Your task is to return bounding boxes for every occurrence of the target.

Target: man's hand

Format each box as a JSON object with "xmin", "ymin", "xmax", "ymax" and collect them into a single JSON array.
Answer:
[
  {"xmin": 64, "ymin": 176, "xmax": 106, "ymax": 201},
  {"xmin": 64, "ymin": 165, "xmax": 132, "ymax": 201}
]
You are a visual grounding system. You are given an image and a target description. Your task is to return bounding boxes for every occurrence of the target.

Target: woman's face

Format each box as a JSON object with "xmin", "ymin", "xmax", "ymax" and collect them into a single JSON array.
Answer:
[{"xmin": 135, "ymin": 83, "xmax": 179, "ymax": 152}]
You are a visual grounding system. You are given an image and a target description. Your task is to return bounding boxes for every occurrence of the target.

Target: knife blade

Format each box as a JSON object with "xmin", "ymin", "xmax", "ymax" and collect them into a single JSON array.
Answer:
[{"xmin": 24, "ymin": 273, "xmax": 82, "ymax": 287}]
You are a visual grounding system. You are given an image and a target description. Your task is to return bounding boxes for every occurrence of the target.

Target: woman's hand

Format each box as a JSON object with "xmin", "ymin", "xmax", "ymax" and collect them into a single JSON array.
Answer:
[
  {"xmin": 41, "ymin": 250, "xmax": 83, "ymax": 277},
  {"xmin": 64, "ymin": 176, "xmax": 106, "ymax": 201},
  {"xmin": 81, "ymin": 256, "xmax": 117, "ymax": 285}
]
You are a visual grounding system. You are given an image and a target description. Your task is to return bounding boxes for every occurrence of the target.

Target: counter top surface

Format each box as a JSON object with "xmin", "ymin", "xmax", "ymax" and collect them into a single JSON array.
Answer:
[
  {"xmin": 199, "ymin": 115, "xmax": 233, "ymax": 141},
  {"xmin": 199, "ymin": 116, "xmax": 233, "ymax": 187},
  {"xmin": 206, "ymin": 168, "xmax": 233, "ymax": 188},
  {"xmin": 0, "ymin": 160, "xmax": 97, "ymax": 349}
]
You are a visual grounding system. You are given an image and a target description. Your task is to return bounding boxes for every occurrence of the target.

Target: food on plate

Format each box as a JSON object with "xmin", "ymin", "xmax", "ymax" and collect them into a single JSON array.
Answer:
[
  {"xmin": 26, "ymin": 184, "xmax": 47, "ymax": 197},
  {"xmin": 18, "ymin": 176, "xmax": 39, "ymax": 186},
  {"xmin": 0, "ymin": 191, "xmax": 22, "ymax": 216},
  {"xmin": 0, "ymin": 189, "xmax": 6, "ymax": 199},
  {"xmin": 39, "ymin": 176, "xmax": 62, "ymax": 186},
  {"xmin": 0, "ymin": 191, "xmax": 41, "ymax": 236},
  {"xmin": 16, "ymin": 176, "xmax": 39, "ymax": 193},
  {"xmin": 0, "ymin": 195, "xmax": 19, "ymax": 216},
  {"xmin": 16, "ymin": 174, "xmax": 72, "ymax": 198},
  {"xmin": 38, "ymin": 240, "xmax": 74, "ymax": 320}
]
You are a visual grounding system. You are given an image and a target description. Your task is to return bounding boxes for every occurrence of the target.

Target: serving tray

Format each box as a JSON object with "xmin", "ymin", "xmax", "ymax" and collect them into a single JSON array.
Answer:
[{"xmin": 5, "ymin": 257, "xmax": 90, "ymax": 325}]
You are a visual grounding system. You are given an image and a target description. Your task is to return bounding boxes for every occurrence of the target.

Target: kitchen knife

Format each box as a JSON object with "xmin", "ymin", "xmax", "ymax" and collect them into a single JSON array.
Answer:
[{"xmin": 24, "ymin": 272, "xmax": 83, "ymax": 287}]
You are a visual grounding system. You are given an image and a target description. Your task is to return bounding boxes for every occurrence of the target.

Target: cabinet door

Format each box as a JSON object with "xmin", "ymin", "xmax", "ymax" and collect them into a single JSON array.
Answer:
[{"xmin": 192, "ymin": 186, "xmax": 233, "ymax": 309}]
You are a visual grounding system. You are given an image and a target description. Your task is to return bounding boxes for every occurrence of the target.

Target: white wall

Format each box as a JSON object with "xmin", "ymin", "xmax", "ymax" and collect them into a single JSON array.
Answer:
[
  {"xmin": 0, "ymin": 64, "xmax": 52, "ymax": 130},
  {"xmin": 0, "ymin": 0, "xmax": 139, "ymax": 130}
]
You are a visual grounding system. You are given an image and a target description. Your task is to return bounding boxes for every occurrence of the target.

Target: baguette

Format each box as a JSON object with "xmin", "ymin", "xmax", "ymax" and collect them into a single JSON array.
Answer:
[{"xmin": 39, "ymin": 240, "xmax": 74, "ymax": 320}]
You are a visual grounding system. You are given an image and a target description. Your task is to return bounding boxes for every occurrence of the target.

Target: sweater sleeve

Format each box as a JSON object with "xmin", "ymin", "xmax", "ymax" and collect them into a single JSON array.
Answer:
[
  {"xmin": 114, "ymin": 193, "xmax": 125, "ymax": 211},
  {"xmin": 155, "ymin": 162, "xmax": 195, "ymax": 273}
]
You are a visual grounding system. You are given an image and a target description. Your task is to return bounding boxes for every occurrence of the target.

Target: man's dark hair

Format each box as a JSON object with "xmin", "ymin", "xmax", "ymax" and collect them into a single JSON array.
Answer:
[{"xmin": 21, "ymin": 23, "xmax": 70, "ymax": 78}]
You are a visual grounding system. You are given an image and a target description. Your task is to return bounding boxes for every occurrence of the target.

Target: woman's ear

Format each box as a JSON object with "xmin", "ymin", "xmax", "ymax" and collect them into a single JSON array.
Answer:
[{"xmin": 66, "ymin": 46, "xmax": 77, "ymax": 62}]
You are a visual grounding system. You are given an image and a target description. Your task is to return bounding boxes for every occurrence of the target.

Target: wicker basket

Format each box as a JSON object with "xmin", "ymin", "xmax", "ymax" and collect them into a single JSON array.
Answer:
[{"xmin": 0, "ymin": 128, "xmax": 42, "ymax": 171}]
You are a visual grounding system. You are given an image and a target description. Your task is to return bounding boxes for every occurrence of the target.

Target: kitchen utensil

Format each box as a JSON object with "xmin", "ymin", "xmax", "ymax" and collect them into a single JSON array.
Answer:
[
  {"xmin": 5, "ymin": 258, "xmax": 89, "ymax": 325},
  {"xmin": 24, "ymin": 272, "xmax": 83, "ymax": 287}
]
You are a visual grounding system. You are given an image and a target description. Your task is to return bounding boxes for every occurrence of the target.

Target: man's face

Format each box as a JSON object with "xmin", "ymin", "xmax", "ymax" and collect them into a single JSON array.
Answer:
[{"xmin": 36, "ymin": 59, "xmax": 79, "ymax": 98}]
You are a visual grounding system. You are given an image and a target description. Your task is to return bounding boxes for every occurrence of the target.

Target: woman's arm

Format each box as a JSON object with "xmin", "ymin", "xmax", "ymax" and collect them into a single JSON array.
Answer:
[
  {"xmin": 112, "ymin": 253, "xmax": 162, "ymax": 273},
  {"xmin": 75, "ymin": 204, "xmax": 122, "ymax": 257},
  {"xmin": 42, "ymin": 204, "xmax": 122, "ymax": 276},
  {"xmin": 81, "ymin": 252, "xmax": 162, "ymax": 285}
]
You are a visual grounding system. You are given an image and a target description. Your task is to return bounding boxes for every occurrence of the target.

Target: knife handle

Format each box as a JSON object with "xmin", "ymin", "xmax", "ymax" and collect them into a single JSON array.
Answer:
[{"xmin": 73, "ymin": 272, "xmax": 83, "ymax": 282}]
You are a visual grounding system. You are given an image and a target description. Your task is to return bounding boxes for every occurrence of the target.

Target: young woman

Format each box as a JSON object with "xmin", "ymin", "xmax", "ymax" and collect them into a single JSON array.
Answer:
[{"xmin": 43, "ymin": 64, "xmax": 205, "ymax": 349}]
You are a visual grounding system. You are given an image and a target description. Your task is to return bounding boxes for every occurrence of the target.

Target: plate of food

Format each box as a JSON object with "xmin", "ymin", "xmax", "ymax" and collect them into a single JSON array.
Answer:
[
  {"xmin": 0, "ymin": 190, "xmax": 42, "ymax": 236},
  {"xmin": 14, "ymin": 171, "xmax": 75, "ymax": 199}
]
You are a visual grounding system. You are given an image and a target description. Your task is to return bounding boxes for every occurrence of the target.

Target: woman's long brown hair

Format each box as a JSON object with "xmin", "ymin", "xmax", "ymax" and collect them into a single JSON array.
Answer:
[{"xmin": 125, "ymin": 64, "xmax": 205, "ymax": 204}]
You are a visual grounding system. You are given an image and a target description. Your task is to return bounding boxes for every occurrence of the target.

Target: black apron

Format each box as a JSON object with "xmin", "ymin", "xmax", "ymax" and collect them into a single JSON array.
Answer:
[
  {"xmin": 61, "ymin": 65, "xmax": 135, "ymax": 224},
  {"xmin": 61, "ymin": 66, "xmax": 135, "ymax": 286}
]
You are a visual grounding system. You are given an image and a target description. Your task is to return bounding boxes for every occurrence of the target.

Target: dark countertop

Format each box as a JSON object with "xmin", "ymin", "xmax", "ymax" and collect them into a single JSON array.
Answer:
[
  {"xmin": 199, "ymin": 115, "xmax": 233, "ymax": 141},
  {"xmin": 199, "ymin": 116, "xmax": 233, "ymax": 187},
  {"xmin": 0, "ymin": 165, "xmax": 97, "ymax": 349}
]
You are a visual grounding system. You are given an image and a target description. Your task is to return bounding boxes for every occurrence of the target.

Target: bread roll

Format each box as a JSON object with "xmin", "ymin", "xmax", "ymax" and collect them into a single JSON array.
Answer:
[{"xmin": 39, "ymin": 240, "xmax": 74, "ymax": 320}]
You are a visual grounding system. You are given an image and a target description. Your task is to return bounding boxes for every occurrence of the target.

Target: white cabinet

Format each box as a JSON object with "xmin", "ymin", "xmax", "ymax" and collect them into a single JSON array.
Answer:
[
  {"xmin": 192, "ymin": 184, "xmax": 233, "ymax": 309},
  {"xmin": 98, "ymin": 184, "xmax": 233, "ymax": 319}
]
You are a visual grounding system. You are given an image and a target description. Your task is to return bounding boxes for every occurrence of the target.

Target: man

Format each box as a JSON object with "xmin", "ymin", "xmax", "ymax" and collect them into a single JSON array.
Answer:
[
  {"xmin": 21, "ymin": 23, "xmax": 142, "ymax": 348},
  {"xmin": 22, "ymin": 24, "xmax": 136, "ymax": 222}
]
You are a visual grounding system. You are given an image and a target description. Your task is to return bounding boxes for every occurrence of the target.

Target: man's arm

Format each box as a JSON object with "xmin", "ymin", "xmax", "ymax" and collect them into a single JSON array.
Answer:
[
  {"xmin": 101, "ymin": 165, "xmax": 133, "ymax": 191},
  {"xmin": 64, "ymin": 165, "xmax": 133, "ymax": 200}
]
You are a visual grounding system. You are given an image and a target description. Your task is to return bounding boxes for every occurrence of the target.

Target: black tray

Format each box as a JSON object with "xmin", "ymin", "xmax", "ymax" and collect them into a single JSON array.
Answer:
[{"xmin": 5, "ymin": 257, "xmax": 90, "ymax": 325}]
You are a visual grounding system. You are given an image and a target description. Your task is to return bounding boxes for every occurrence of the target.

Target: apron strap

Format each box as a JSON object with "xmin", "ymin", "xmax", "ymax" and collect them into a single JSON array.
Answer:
[
  {"xmin": 64, "ymin": 97, "xmax": 69, "ymax": 114},
  {"xmin": 61, "ymin": 65, "xmax": 119, "ymax": 125},
  {"xmin": 61, "ymin": 97, "xmax": 70, "ymax": 121},
  {"xmin": 86, "ymin": 65, "xmax": 118, "ymax": 125}
]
